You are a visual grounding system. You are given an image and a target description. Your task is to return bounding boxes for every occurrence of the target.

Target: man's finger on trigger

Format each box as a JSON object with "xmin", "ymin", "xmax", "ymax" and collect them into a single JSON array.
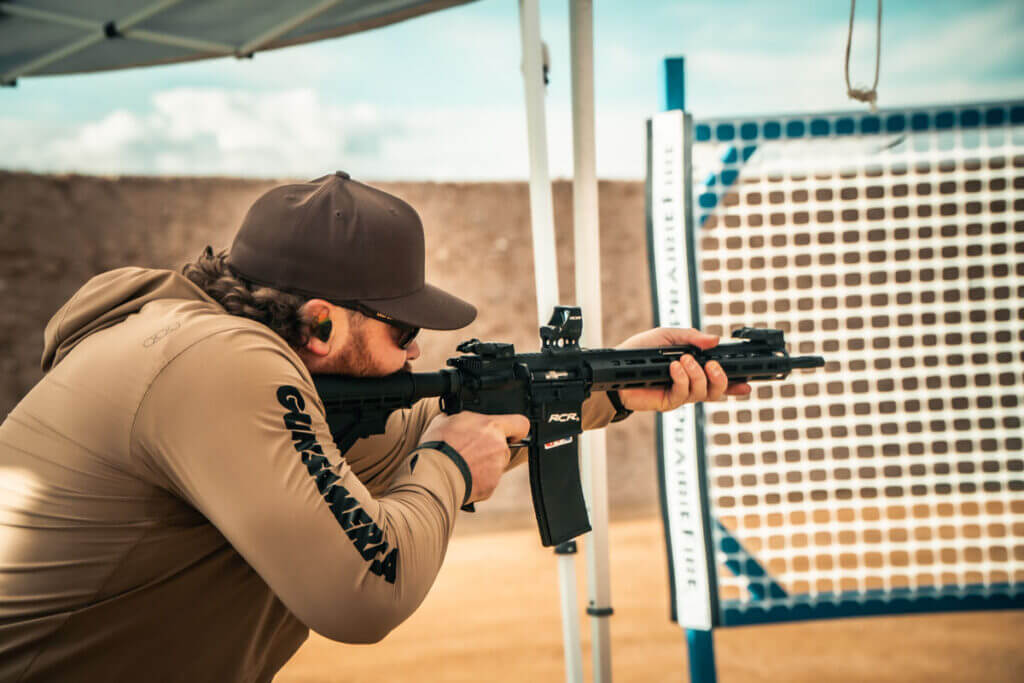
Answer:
[{"xmin": 495, "ymin": 413, "xmax": 531, "ymax": 441}]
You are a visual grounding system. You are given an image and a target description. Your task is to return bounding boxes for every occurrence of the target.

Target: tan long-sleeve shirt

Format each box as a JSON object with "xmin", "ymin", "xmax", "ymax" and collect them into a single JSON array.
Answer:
[{"xmin": 0, "ymin": 268, "xmax": 617, "ymax": 682}]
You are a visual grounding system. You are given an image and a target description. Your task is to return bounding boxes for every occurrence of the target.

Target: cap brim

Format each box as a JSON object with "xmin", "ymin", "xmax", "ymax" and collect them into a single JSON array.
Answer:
[{"xmin": 361, "ymin": 283, "xmax": 476, "ymax": 330}]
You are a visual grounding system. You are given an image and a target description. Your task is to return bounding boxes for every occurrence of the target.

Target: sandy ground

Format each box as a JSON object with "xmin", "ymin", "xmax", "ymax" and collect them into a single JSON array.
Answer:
[{"xmin": 276, "ymin": 517, "xmax": 1023, "ymax": 683}]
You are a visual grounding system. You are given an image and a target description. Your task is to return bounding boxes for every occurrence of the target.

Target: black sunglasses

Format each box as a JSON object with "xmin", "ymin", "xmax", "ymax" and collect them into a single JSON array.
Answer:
[{"xmin": 337, "ymin": 302, "xmax": 420, "ymax": 349}]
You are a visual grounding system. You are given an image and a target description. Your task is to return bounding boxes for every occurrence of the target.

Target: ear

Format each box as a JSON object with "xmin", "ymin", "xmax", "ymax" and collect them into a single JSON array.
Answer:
[{"xmin": 298, "ymin": 299, "xmax": 344, "ymax": 357}]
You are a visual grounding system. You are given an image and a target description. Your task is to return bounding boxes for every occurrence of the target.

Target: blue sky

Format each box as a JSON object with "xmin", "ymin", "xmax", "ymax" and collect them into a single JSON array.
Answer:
[{"xmin": 1, "ymin": 0, "xmax": 1022, "ymax": 180}]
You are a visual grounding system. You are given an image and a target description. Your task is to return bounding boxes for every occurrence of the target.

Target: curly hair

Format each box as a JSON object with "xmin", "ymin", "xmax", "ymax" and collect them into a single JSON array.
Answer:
[{"xmin": 181, "ymin": 247, "xmax": 312, "ymax": 348}]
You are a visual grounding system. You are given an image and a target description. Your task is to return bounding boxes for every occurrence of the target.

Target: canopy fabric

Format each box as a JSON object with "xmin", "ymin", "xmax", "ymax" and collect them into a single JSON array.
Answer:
[{"xmin": 0, "ymin": 0, "xmax": 476, "ymax": 85}]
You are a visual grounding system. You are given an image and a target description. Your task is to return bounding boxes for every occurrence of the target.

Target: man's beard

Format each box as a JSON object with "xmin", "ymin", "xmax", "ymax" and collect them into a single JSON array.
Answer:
[{"xmin": 319, "ymin": 326, "xmax": 411, "ymax": 376}]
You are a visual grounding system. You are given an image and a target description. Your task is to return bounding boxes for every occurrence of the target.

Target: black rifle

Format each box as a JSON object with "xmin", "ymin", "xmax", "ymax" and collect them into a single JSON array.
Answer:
[{"xmin": 313, "ymin": 306, "xmax": 824, "ymax": 547}]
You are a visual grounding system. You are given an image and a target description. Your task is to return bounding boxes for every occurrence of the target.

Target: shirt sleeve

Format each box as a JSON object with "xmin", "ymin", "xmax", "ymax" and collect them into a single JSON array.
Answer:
[
  {"xmin": 341, "ymin": 397, "xmax": 443, "ymax": 496},
  {"xmin": 131, "ymin": 328, "xmax": 465, "ymax": 644}
]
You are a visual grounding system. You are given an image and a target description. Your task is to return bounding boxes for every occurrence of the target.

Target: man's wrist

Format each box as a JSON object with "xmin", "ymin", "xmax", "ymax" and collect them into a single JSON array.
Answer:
[{"xmin": 413, "ymin": 441, "xmax": 475, "ymax": 511}]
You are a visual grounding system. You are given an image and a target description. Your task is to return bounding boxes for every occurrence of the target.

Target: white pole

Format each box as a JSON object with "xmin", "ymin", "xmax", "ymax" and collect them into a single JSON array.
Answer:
[
  {"xmin": 517, "ymin": 0, "xmax": 561, "ymax": 315},
  {"xmin": 569, "ymin": 4, "xmax": 613, "ymax": 683},
  {"xmin": 517, "ymin": 2, "xmax": 583, "ymax": 683}
]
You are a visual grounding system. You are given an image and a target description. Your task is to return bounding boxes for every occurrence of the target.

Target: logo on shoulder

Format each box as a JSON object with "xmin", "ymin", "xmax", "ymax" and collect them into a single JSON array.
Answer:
[{"xmin": 142, "ymin": 321, "xmax": 181, "ymax": 347}]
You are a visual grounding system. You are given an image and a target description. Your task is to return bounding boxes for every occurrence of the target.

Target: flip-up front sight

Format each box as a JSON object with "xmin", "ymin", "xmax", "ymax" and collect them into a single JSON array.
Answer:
[{"xmin": 731, "ymin": 327, "xmax": 784, "ymax": 347}]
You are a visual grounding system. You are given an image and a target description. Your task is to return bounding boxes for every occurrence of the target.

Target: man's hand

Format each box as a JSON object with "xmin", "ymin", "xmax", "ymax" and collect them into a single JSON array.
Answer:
[
  {"xmin": 419, "ymin": 412, "xmax": 530, "ymax": 504},
  {"xmin": 614, "ymin": 327, "xmax": 752, "ymax": 412}
]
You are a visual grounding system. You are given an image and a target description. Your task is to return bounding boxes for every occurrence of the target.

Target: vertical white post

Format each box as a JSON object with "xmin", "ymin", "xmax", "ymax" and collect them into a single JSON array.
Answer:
[
  {"xmin": 517, "ymin": 0, "xmax": 560, "ymax": 315},
  {"xmin": 569, "ymin": 2, "xmax": 613, "ymax": 683},
  {"xmin": 517, "ymin": 2, "xmax": 583, "ymax": 683},
  {"xmin": 555, "ymin": 549, "xmax": 583, "ymax": 683}
]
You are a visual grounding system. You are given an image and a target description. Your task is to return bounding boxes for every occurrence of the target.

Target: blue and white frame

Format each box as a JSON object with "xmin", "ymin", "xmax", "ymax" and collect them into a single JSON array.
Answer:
[{"xmin": 648, "ymin": 97, "xmax": 1024, "ymax": 649}]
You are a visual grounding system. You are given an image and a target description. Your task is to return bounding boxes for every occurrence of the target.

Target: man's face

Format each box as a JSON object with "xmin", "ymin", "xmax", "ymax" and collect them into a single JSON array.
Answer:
[{"xmin": 319, "ymin": 313, "xmax": 420, "ymax": 377}]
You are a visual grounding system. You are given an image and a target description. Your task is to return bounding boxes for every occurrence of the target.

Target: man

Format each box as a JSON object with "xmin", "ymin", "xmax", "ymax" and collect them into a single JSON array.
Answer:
[{"xmin": 0, "ymin": 172, "xmax": 749, "ymax": 681}]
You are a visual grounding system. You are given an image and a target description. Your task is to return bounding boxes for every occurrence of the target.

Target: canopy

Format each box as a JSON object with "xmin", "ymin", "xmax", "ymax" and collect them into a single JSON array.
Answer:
[{"xmin": 0, "ymin": 0, "xmax": 475, "ymax": 84}]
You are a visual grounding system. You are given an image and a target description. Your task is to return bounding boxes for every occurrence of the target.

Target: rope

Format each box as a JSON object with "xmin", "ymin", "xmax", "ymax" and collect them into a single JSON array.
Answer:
[{"xmin": 844, "ymin": 0, "xmax": 882, "ymax": 111}]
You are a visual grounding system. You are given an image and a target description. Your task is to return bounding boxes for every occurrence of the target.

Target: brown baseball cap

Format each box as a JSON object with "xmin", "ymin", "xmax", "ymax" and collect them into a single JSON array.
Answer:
[{"xmin": 226, "ymin": 171, "xmax": 476, "ymax": 330}]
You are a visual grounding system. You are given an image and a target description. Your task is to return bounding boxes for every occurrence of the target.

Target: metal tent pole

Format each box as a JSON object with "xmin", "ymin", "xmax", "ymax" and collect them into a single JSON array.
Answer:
[
  {"xmin": 569, "ymin": 2, "xmax": 613, "ymax": 682},
  {"xmin": 517, "ymin": 1, "xmax": 583, "ymax": 682}
]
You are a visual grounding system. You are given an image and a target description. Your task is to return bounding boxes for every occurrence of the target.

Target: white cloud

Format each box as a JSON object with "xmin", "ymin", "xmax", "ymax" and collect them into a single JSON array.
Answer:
[
  {"xmin": 73, "ymin": 110, "xmax": 149, "ymax": 151},
  {"xmin": 0, "ymin": 87, "xmax": 610, "ymax": 180},
  {"xmin": 4, "ymin": 89, "xmax": 368, "ymax": 177}
]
